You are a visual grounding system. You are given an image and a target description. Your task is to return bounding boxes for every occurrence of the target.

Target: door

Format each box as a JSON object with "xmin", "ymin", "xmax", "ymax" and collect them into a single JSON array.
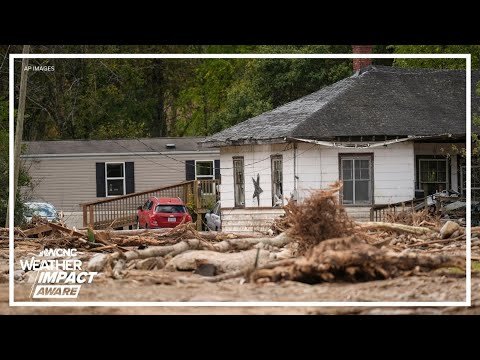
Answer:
[{"xmin": 138, "ymin": 199, "xmax": 151, "ymax": 226}]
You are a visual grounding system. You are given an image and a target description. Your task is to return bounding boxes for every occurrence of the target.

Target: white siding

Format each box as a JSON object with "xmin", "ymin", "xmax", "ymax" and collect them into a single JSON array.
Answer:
[
  {"xmin": 218, "ymin": 140, "xmax": 465, "ymax": 231},
  {"xmin": 219, "ymin": 144, "xmax": 293, "ymax": 208},
  {"xmin": 296, "ymin": 142, "xmax": 415, "ymax": 205},
  {"xmin": 22, "ymin": 152, "xmax": 219, "ymax": 213}
]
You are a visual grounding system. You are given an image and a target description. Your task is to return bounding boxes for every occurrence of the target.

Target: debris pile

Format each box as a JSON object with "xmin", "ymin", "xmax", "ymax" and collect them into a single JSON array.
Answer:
[
  {"xmin": 251, "ymin": 234, "xmax": 465, "ymax": 284},
  {"xmin": 4, "ymin": 182, "xmax": 473, "ymax": 288},
  {"xmin": 280, "ymin": 182, "xmax": 354, "ymax": 254},
  {"xmin": 384, "ymin": 208, "xmax": 440, "ymax": 227}
]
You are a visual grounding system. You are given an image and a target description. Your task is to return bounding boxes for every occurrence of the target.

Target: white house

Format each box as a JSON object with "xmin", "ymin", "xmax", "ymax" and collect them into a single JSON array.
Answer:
[{"xmin": 201, "ymin": 65, "xmax": 479, "ymax": 233}]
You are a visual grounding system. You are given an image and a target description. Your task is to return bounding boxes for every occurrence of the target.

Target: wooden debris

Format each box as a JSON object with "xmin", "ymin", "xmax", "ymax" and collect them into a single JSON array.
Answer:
[
  {"xmin": 22, "ymin": 224, "xmax": 52, "ymax": 237},
  {"xmin": 358, "ymin": 222, "xmax": 436, "ymax": 236},
  {"xmin": 251, "ymin": 235, "xmax": 465, "ymax": 284}
]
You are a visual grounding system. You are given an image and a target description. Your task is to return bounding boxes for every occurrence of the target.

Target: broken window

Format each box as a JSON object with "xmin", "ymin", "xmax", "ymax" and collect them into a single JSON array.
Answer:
[
  {"xmin": 233, "ymin": 157, "xmax": 245, "ymax": 207},
  {"xmin": 106, "ymin": 163, "xmax": 125, "ymax": 196},
  {"xmin": 271, "ymin": 155, "xmax": 283, "ymax": 207},
  {"xmin": 340, "ymin": 155, "xmax": 372, "ymax": 205},
  {"xmin": 418, "ymin": 158, "xmax": 448, "ymax": 196}
]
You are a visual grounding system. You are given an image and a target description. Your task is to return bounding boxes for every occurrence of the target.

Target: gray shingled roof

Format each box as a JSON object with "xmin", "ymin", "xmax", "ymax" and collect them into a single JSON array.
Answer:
[
  {"xmin": 201, "ymin": 65, "xmax": 477, "ymax": 147},
  {"xmin": 23, "ymin": 137, "xmax": 210, "ymax": 155}
]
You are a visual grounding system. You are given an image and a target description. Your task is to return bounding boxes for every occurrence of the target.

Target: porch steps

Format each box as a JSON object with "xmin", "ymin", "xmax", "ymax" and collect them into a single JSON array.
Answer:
[{"xmin": 221, "ymin": 208, "xmax": 285, "ymax": 234}]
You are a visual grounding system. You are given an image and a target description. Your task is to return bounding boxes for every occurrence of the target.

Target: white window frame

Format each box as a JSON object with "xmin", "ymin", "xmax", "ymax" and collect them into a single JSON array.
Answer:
[
  {"xmin": 194, "ymin": 160, "xmax": 215, "ymax": 180},
  {"xmin": 271, "ymin": 155, "xmax": 283, "ymax": 207},
  {"xmin": 105, "ymin": 162, "xmax": 126, "ymax": 197},
  {"xmin": 340, "ymin": 155, "xmax": 372, "ymax": 205},
  {"xmin": 418, "ymin": 158, "xmax": 449, "ymax": 195},
  {"xmin": 233, "ymin": 157, "xmax": 245, "ymax": 208}
]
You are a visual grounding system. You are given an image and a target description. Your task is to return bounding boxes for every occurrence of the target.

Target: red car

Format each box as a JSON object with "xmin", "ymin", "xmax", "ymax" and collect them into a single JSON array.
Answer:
[{"xmin": 137, "ymin": 197, "xmax": 192, "ymax": 229}]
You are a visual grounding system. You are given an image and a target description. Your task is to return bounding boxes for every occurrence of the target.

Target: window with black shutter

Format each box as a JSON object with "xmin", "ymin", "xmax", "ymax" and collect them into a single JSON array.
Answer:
[
  {"xmin": 215, "ymin": 159, "xmax": 220, "ymax": 180},
  {"xmin": 96, "ymin": 162, "xmax": 106, "ymax": 197},
  {"xmin": 125, "ymin": 162, "xmax": 135, "ymax": 194},
  {"xmin": 186, "ymin": 160, "xmax": 195, "ymax": 181}
]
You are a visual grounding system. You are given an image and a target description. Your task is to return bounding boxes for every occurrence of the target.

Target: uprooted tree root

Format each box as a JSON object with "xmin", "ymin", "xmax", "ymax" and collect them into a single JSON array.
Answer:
[
  {"xmin": 283, "ymin": 181, "xmax": 354, "ymax": 254},
  {"xmin": 250, "ymin": 235, "xmax": 465, "ymax": 284}
]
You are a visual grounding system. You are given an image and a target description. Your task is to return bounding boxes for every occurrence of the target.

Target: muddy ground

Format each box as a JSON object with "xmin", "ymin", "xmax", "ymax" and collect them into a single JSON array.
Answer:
[{"xmin": 1, "ymin": 246, "xmax": 478, "ymax": 315}]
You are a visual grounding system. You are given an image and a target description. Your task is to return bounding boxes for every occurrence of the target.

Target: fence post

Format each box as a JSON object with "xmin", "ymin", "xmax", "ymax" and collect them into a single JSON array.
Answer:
[
  {"xmin": 88, "ymin": 206, "xmax": 94, "ymax": 228},
  {"xmin": 82, "ymin": 205, "xmax": 88, "ymax": 227},
  {"xmin": 194, "ymin": 180, "xmax": 201, "ymax": 210}
]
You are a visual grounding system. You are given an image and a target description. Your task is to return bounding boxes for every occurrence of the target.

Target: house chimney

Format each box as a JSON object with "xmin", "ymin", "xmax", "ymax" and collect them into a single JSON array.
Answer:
[{"xmin": 352, "ymin": 45, "xmax": 373, "ymax": 72}]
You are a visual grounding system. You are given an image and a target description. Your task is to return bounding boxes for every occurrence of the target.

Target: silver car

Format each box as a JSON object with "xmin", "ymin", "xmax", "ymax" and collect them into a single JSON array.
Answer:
[
  {"xmin": 24, "ymin": 202, "xmax": 60, "ymax": 223},
  {"xmin": 205, "ymin": 201, "xmax": 221, "ymax": 231}
]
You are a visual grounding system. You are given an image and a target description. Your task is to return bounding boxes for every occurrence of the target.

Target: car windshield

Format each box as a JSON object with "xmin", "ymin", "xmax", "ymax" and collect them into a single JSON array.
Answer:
[
  {"xmin": 155, "ymin": 205, "xmax": 186, "ymax": 213},
  {"xmin": 25, "ymin": 204, "xmax": 56, "ymax": 217}
]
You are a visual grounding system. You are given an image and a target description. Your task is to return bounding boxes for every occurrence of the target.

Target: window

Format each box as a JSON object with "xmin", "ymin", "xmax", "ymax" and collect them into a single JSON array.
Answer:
[
  {"xmin": 418, "ymin": 158, "xmax": 448, "ymax": 196},
  {"xmin": 233, "ymin": 157, "xmax": 245, "ymax": 207},
  {"xmin": 195, "ymin": 161, "xmax": 214, "ymax": 180},
  {"xmin": 143, "ymin": 200, "xmax": 154, "ymax": 210},
  {"xmin": 461, "ymin": 165, "xmax": 480, "ymax": 201},
  {"xmin": 106, "ymin": 163, "xmax": 125, "ymax": 196},
  {"xmin": 212, "ymin": 202, "xmax": 221, "ymax": 216},
  {"xmin": 155, "ymin": 205, "xmax": 186, "ymax": 213},
  {"xmin": 271, "ymin": 155, "xmax": 283, "ymax": 207},
  {"xmin": 340, "ymin": 155, "xmax": 372, "ymax": 205}
]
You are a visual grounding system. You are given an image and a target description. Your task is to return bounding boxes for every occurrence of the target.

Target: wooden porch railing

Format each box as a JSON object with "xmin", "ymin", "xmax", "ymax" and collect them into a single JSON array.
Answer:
[
  {"xmin": 81, "ymin": 179, "xmax": 220, "ymax": 230},
  {"xmin": 370, "ymin": 197, "xmax": 428, "ymax": 222}
]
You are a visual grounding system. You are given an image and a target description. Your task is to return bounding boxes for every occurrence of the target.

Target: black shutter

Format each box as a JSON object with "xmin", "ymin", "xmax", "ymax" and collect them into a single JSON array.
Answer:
[
  {"xmin": 186, "ymin": 160, "xmax": 195, "ymax": 180},
  {"xmin": 96, "ymin": 162, "xmax": 106, "ymax": 197},
  {"xmin": 125, "ymin": 162, "xmax": 135, "ymax": 194},
  {"xmin": 214, "ymin": 160, "xmax": 220, "ymax": 180}
]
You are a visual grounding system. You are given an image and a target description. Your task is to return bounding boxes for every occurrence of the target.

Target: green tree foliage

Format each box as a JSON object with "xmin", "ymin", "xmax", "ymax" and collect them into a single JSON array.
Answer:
[
  {"xmin": 393, "ymin": 45, "xmax": 480, "ymax": 69},
  {"xmin": 393, "ymin": 45, "xmax": 480, "ymax": 158},
  {"xmin": 0, "ymin": 98, "xmax": 31, "ymax": 226}
]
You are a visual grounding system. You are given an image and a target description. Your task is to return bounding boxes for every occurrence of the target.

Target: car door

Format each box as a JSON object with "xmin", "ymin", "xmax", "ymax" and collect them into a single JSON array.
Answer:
[
  {"xmin": 210, "ymin": 202, "xmax": 221, "ymax": 230},
  {"xmin": 138, "ymin": 200, "xmax": 150, "ymax": 226}
]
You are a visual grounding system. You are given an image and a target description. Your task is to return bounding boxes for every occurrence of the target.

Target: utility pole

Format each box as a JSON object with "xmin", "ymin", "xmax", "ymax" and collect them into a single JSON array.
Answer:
[{"xmin": 6, "ymin": 45, "xmax": 30, "ymax": 228}]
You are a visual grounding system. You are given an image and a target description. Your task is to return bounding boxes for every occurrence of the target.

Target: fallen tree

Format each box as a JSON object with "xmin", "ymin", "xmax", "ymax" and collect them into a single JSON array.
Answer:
[
  {"xmin": 87, "ymin": 231, "xmax": 296, "ymax": 276},
  {"xmin": 251, "ymin": 235, "xmax": 465, "ymax": 284}
]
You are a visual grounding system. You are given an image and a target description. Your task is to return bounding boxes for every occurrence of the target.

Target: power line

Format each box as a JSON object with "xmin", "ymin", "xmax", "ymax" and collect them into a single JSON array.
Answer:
[
  {"xmin": 135, "ymin": 138, "xmax": 292, "ymax": 170},
  {"xmin": 111, "ymin": 139, "xmax": 186, "ymax": 174}
]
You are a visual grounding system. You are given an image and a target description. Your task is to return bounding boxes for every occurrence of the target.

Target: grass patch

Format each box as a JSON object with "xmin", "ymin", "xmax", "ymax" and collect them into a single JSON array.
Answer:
[{"xmin": 472, "ymin": 261, "xmax": 480, "ymax": 273}]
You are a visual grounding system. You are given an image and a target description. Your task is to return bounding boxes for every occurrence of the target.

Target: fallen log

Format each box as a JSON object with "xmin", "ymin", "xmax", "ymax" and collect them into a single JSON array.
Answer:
[
  {"xmin": 166, "ymin": 248, "xmax": 271, "ymax": 273},
  {"xmin": 357, "ymin": 221, "xmax": 437, "ymax": 236},
  {"xmin": 251, "ymin": 236, "xmax": 465, "ymax": 284},
  {"xmin": 211, "ymin": 231, "xmax": 294, "ymax": 252},
  {"xmin": 183, "ymin": 258, "xmax": 297, "ymax": 283},
  {"xmin": 408, "ymin": 235, "xmax": 465, "ymax": 248},
  {"xmin": 81, "ymin": 228, "xmax": 172, "ymax": 236},
  {"xmin": 87, "ymin": 232, "xmax": 295, "ymax": 274}
]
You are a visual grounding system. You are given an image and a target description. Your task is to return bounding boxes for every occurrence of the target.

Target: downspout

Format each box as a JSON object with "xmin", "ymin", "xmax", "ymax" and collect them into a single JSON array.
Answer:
[{"xmin": 293, "ymin": 142, "xmax": 298, "ymax": 198}]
